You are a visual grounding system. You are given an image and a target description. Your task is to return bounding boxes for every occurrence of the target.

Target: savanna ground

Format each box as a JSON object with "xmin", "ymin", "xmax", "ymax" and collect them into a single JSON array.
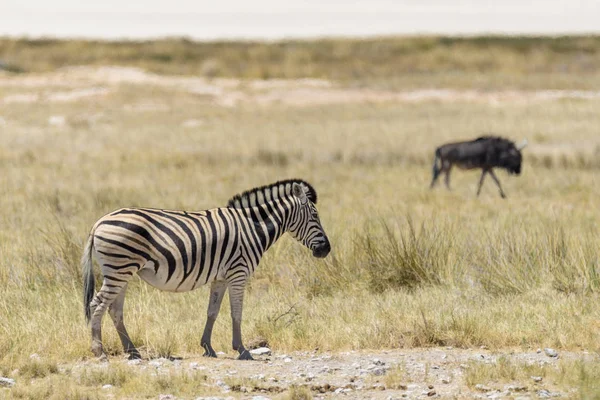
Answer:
[{"xmin": 1, "ymin": 36, "xmax": 600, "ymax": 399}]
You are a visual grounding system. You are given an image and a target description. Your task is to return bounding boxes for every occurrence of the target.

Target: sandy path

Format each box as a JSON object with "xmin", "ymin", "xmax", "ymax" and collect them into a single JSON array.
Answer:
[
  {"xmin": 2, "ymin": 67, "xmax": 600, "ymax": 108},
  {"xmin": 67, "ymin": 348, "xmax": 594, "ymax": 399}
]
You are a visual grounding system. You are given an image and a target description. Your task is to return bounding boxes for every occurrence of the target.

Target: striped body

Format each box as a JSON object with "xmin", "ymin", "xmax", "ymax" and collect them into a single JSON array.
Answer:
[
  {"xmin": 82, "ymin": 179, "xmax": 330, "ymax": 360},
  {"xmin": 93, "ymin": 207, "xmax": 263, "ymax": 293}
]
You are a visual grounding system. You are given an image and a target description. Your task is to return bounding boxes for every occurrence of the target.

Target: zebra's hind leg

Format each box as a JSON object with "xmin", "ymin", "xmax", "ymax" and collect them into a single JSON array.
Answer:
[
  {"xmin": 108, "ymin": 282, "xmax": 141, "ymax": 360},
  {"xmin": 228, "ymin": 280, "xmax": 253, "ymax": 361},
  {"xmin": 90, "ymin": 278, "xmax": 129, "ymax": 360},
  {"xmin": 201, "ymin": 280, "xmax": 228, "ymax": 358}
]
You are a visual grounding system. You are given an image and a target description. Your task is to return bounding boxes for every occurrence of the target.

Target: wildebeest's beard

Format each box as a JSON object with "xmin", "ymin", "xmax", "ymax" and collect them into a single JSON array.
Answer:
[{"xmin": 502, "ymin": 155, "xmax": 522, "ymax": 175}]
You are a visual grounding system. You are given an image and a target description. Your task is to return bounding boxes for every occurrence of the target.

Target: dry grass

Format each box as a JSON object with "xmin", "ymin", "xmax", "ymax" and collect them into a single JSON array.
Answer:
[
  {"xmin": 465, "ymin": 357, "xmax": 600, "ymax": 398},
  {"xmin": 2, "ymin": 36, "xmax": 600, "ymax": 89},
  {"xmin": 1, "ymin": 45, "xmax": 600, "ymax": 397}
]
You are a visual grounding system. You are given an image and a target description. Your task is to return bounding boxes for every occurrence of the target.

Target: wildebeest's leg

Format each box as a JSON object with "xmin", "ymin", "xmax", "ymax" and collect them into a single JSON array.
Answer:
[
  {"xmin": 201, "ymin": 280, "xmax": 227, "ymax": 358},
  {"xmin": 108, "ymin": 283, "xmax": 140, "ymax": 360},
  {"xmin": 228, "ymin": 279, "xmax": 253, "ymax": 360},
  {"xmin": 488, "ymin": 169, "xmax": 507, "ymax": 198},
  {"xmin": 477, "ymin": 169, "xmax": 488, "ymax": 196},
  {"xmin": 443, "ymin": 163, "xmax": 453, "ymax": 190},
  {"xmin": 430, "ymin": 153, "xmax": 442, "ymax": 188}
]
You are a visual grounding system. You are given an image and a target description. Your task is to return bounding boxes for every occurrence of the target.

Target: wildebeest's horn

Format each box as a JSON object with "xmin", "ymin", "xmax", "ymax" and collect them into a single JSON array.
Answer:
[{"xmin": 517, "ymin": 139, "xmax": 528, "ymax": 150}]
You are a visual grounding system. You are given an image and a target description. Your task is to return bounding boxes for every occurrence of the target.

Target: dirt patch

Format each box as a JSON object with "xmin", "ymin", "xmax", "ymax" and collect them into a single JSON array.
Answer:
[
  {"xmin": 65, "ymin": 348, "xmax": 595, "ymax": 399},
  {"xmin": 2, "ymin": 66, "xmax": 600, "ymax": 107}
]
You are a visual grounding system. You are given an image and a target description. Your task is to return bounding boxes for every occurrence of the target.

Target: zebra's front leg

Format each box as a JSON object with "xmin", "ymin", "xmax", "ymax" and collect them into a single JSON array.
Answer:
[
  {"xmin": 201, "ymin": 280, "xmax": 228, "ymax": 358},
  {"xmin": 228, "ymin": 280, "xmax": 253, "ymax": 360}
]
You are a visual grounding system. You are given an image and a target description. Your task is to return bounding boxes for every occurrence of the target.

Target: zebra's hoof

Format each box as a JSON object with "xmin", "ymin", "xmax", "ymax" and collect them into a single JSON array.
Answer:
[
  {"xmin": 128, "ymin": 352, "xmax": 142, "ymax": 360},
  {"xmin": 238, "ymin": 350, "xmax": 254, "ymax": 361},
  {"xmin": 98, "ymin": 353, "xmax": 109, "ymax": 363}
]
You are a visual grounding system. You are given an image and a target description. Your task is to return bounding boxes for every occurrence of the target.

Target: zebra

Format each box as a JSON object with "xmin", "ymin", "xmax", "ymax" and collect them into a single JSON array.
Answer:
[{"xmin": 82, "ymin": 179, "xmax": 331, "ymax": 361}]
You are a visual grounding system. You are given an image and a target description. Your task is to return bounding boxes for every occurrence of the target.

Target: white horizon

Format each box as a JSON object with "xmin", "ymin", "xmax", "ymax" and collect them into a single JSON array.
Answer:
[{"xmin": 1, "ymin": 0, "xmax": 599, "ymax": 40}]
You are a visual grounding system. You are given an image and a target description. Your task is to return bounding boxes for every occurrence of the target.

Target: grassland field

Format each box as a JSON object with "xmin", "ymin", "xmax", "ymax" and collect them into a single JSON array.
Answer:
[{"xmin": 0, "ymin": 36, "xmax": 600, "ymax": 399}]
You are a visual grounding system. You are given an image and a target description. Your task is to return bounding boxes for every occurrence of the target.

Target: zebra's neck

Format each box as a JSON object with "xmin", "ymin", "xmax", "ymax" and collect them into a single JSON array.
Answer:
[{"xmin": 239, "ymin": 196, "xmax": 298, "ymax": 255}]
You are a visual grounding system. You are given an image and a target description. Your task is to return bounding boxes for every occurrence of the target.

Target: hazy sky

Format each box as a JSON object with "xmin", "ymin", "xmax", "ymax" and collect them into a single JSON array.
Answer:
[{"xmin": 1, "ymin": 0, "xmax": 599, "ymax": 39}]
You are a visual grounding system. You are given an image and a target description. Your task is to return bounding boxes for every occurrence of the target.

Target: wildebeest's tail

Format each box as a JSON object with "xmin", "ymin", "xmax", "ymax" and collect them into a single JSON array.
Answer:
[
  {"xmin": 432, "ymin": 148, "xmax": 442, "ymax": 176},
  {"xmin": 430, "ymin": 148, "xmax": 442, "ymax": 188},
  {"xmin": 82, "ymin": 232, "xmax": 95, "ymax": 324}
]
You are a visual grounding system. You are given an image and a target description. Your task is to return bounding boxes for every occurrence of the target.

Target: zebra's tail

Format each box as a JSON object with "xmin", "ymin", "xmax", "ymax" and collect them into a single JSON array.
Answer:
[{"xmin": 82, "ymin": 232, "xmax": 95, "ymax": 324}]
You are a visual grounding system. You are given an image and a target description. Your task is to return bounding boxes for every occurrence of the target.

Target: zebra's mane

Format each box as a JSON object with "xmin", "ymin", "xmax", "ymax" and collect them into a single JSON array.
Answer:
[{"xmin": 227, "ymin": 179, "xmax": 317, "ymax": 208}]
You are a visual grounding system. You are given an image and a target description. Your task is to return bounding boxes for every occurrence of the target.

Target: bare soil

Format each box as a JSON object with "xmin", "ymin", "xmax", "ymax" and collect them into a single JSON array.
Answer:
[
  {"xmin": 2, "ymin": 66, "xmax": 600, "ymax": 108},
  {"xmin": 70, "ymin": 348, "xmax": 595, "ymax": 399}
]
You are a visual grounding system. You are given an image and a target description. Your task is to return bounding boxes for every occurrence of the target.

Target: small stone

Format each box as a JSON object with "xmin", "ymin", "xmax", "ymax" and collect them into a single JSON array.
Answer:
[
  {"xmin": 507, "ymin": 384, "xmax": 527, "ymax": 392},
  {"xmin": 334, "ymin": 388, "xmax": 344, "ymax": 394},
  {"xmin": 250, "ymin": 347, "xmax": 272, "ymax": 356},
  {"xmin": 475, "ymin": 384, "xmax": 491, "ymax": 392},
  {"xmin": 215, "ymin": 380, "xmax": 230, "ymax": 390},
  {"xmin": 102, "ymin": 384, "xmax": 113, "ymax": 390},
  {"xmin": 480, "ymin": 345, "xmax": 488, "ymax": 350},
  {"xmin": 428, "ymin": 385, "xmax": 434, "ymax": 389},
  {"xmin": 441, "ymin": 378, "xmax": 450, "ymax": 384},
  {"xmin": 487, "ymin": 392, "xmax": 510, "ymax": 399},
  {"xmin": 536, "ymin": 348, "xmax": 542, "ymax": 353},
  {"xmin": 283, "ymin": 357, "xmax": 292, "ymax": 363},
  {"xmin": 48, "ymin": 115, "xmax": 66, "ymax": 127},
  {"xmin": 537, "ymin": 389, "xmax": 551, "ymax": 398},
  {"xmin": 128, "ymin": 359, "xmax": 142, "ymax": 365},
  {"xmin": 371, "ymin": 367, "xmax": 386, "ymax": 376},
  {"xmin": 158, "ymin": 395, "xmax": 175, "ymax": 400},
  {"xmin": 217, "ymin": 351, "xmax": 226, "ymax": 356},
  {"xmin": 544, "ymin": 348, "xmax": 558, "ymax": 358},
  {"xmin": 427, "ymin": 390, "xmax": 436, "ymax": 396},
  {"xmin": 251, "ymin": 396, "xmax": 271, "ymax": 400},
  {"xmin": 182, "ymin": 119, "xmax": 205, "ymax": 128},
  {"xmin": 0, "ymin": 377, "xmax": 15, "ymax": 388},
  {"xmin": 531, "ymin": 376, "xmax": 543, "ymax": 382},
  {"xmin": 372, "ymin": 359, "xmax": 385, "ymax": 366}
]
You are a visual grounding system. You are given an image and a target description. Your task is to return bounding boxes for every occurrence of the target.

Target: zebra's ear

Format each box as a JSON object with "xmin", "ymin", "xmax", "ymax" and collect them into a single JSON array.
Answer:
[{"xmin": 292, "ymin": 182, "xmax": 308, "ymax": 202}]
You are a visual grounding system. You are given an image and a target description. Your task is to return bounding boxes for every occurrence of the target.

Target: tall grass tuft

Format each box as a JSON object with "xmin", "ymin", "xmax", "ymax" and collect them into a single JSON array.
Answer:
[{"xmin": 359, "ymin": 217, "xmax": 454, "ymax": 292}]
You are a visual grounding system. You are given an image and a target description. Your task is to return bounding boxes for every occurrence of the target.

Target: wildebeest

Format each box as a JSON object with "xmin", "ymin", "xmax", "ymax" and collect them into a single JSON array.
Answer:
[{"xmin": 430, "ymin": 136, "xmax": 527, "ymax": 198}]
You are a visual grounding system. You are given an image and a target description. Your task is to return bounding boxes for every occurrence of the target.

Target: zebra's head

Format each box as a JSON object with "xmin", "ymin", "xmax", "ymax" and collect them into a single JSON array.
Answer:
[{"xmin": 288, "ymin": 182, "xmax": 331, "ymax": 258}]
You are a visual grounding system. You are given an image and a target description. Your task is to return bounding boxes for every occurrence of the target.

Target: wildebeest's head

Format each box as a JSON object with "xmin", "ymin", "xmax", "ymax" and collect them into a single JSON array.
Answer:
[{"xmin": 499, "ymin": 139, "xmax": 527, "ymax": 175}]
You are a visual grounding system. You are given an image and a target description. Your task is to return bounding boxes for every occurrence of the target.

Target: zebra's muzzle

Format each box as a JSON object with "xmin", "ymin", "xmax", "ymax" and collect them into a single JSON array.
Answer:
[{"xmin": 312, "ymin": 239, "xmax": 331, "ymax": 258}]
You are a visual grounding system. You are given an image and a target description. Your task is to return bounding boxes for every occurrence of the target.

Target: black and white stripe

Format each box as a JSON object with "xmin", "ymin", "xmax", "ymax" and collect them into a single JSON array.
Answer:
[{"xmin": 82, "ymin": 179, "xmax": 330, "ymax": 360}]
